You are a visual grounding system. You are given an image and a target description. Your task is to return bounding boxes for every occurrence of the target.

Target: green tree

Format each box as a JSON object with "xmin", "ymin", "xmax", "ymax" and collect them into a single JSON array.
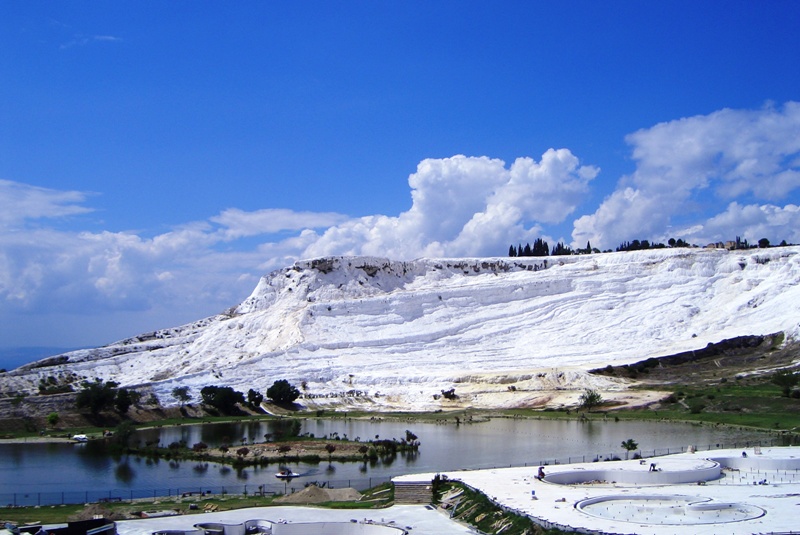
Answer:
[
  {"xmin": 172, "ymin": 386, "xmax": 191, "ymax": 407},
  {"xmin": 758, "ymin": 237, "xmax": 770, "ymax": 248},
  {"xmin": 772, "ymin": 369, "xmax": 799, "ymax": 397},
  {"xmin": 200, "ymin": 385, "xmax": 245, "ymax": 415},
  {"xmin": 325, "ymin": 443, "xmax": 336, "ymax": 463},
  {"xmin": 114, "ymin": 420, "xmax": 136, "ymax": 447},
  {"xmin": 247, "ymin": 388, "xmax": 264, "ymax": 410},
  {"xmin": 115, "ymin": 388, "xmax": 134, "ymax": 414},
  {"xmin": 76, "ymin": 379, "xmax": 118, "ymax": 416},
  {"xmin": 578, "ymin": 389, "xmax": 603, "ymax": 411},
  {"xmin": 46, "ymin": 412, "xmax": 60, "ymax": 427},
  {"xmin": 532, "ymin": 238, "xmax": 549, "ymax": 256},
  {"xmin": 552, "ymin": 241, "xmax": 573, "ymax": 256},
  {"xmin": 621, "ymin": 438, "xmax": 638, "ymax": 459},
  {"xmin": 267, "ymin": 379, "xmax": 300, "ymax": 405}
]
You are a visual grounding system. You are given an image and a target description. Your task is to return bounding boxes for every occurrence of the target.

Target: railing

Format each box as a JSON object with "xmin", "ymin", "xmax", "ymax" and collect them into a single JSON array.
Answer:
[
  {"xmin": 466, "ymin": 437, "xmax": 789, "ymax": 470},
  {"xmin": 0, "ymin": 476, "xmax": 393, "ymax": 508}
]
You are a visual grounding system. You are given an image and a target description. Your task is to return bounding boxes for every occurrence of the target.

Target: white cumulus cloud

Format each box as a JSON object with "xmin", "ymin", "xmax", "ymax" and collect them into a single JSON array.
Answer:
[
  {"xmin": 690, "ymin": 202, "xmax": 800, "ymax": 245},
  {"xmin": 304, "ymin": 150, "xmax": 598, "ymax": 259},
  {"xmin": 573, "ymin": 102, "xmax": 800, "ymax": 249}
]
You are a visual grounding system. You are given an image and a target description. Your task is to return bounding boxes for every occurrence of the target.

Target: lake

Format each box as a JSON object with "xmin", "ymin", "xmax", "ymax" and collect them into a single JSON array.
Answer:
[{"xmin": 0, "ymin": 417, "xmax": 784, "ymax": 506}]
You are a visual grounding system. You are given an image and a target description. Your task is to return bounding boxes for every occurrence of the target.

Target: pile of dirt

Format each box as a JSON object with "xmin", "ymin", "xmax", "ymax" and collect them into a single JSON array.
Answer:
[
  {"xmin": 67, "ymin": 503, "xmax": 127, "ymax": 521},
  {"xmin": 275, "ymin": 485, "xmax": 361, "ymax": 504}
]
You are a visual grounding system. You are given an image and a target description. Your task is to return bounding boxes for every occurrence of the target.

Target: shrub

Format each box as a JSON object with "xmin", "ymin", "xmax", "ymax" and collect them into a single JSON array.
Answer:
[
  {"xmin": 247, "ymin": 388, "xmax": 264, "ymax": 410},
  {"xmin": 772, "ymin": 369, "xmax": 800, "ymax": 397},
  {"xmin": 688, "ymin": 402, "xmax": 706, "ymax": 414},
  {"xmin": 172, "ymin": 386, "xmax": 191, "ymax": 407},
  {"xmin": 441, "ymin": 388, "xmax": 458, "ymax": 400},
  {"xmin": 200, "ymin": 385, "xmax": 245, "ymax": 414},
  {"xmin": 76, "ymin": 379, "xmax": 118, "ymax": 416},
  {"xmin": 579, "ymin": 389, "xmax": 603, "ymax": 411},
  {"xmin": 266, "ymin": 380, "xmax": 300, "ymax": 405}
]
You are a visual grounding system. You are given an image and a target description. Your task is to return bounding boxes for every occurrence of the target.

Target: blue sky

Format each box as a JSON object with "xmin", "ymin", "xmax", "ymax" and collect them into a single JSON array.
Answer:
[{"xmin": 1, "ymin": 1, "xmax": 800, "ymax": 353}]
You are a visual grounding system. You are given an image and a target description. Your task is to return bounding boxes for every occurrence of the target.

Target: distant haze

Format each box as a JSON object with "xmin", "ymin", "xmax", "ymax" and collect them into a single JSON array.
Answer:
[{"xmin": 0, "ymin": 347, "xmax": 81, "ymax": 371}]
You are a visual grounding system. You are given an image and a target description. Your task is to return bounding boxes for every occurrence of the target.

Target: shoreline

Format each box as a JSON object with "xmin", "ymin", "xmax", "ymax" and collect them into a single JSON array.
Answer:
[
  {"xmin": 0, "ymin": 436, "xmax": 75, "ymax": 444},
  {"xmin": 1, "ymin": 405, "xmax": 795, "ymax": 445}
]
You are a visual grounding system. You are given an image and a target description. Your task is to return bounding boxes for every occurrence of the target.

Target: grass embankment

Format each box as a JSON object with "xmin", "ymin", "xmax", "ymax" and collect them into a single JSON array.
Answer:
[
  {"xmin": 499, "ymin": 378, "xmax": 800, "ymax": 433},
  {"xmin": 433, "ymin": 478, "xmax": 567, "ymax": 535},
  {"xmin": 620, "ymin": 379, "xmax": 800, "ymax": 431}
]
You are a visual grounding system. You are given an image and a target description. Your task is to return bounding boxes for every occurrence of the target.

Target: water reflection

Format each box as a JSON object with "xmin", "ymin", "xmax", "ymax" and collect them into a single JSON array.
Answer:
[
  {"xmin": 193, "ymin": 463, "xmax": 208, "ymax": 474},
  {"xmin": 2, "ymin": 418, "xmax": 789, "ymax": 500},
  {"xmin": 75, "ymin": 441, "xmax": 113, "ymax": 471},
  {"xmin": 114, "ymin": 462, "xmax": 135, "ymax": 483}
]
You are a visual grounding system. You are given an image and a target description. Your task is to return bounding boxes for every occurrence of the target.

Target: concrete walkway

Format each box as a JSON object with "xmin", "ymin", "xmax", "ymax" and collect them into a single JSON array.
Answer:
[
  {"xmin": 395, "ymin": 446, "xmax": 800, "ymax": 535},
  {"xmin": 115, "ymin": 504, "xmax": 473, "ymax": 535}
]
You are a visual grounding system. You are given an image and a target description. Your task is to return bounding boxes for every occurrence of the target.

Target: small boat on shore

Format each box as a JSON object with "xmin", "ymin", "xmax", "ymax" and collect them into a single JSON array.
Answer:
[
  {"xmin": 71, "ymin": 434, "xmax": 88, "ymax": 443},
  {"xmin": 275, "ymin": 469, "xmax": 299, "ymax": 479}
]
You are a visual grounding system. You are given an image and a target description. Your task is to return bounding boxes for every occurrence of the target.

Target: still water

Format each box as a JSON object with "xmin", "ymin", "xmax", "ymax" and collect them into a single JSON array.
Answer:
[{"xmin": 0, "ymin": 418, "xmax": 779, "ymax": 505}]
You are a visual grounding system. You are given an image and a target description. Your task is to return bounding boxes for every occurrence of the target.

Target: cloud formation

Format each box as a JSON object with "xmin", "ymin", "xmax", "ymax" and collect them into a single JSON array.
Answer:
[
  {"xmin": 0, "ymin": 185, "xmax": 348, "ymax": 324},
  {"xmin": 2, "ymin": 103, "xmax": 800, "ymax": 346},
  {"xmin": 573, "ymin": 102, "xmax": 800, "ymax": 248},
  {"xmin": 303, "ymin": 149, "xmax": 598, "ymax": 259},
  {"xmin": 0, "ymin": 180, "xmax": 94, "ymax": 228},
  {"xmin": 60, "ymin": 34, "xmax": 123, "ymax": 49}
]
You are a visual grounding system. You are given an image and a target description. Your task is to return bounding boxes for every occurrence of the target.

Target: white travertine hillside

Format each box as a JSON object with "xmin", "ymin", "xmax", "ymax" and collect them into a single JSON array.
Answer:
[{"xmin": 4, "ymin": 247, "xmax": 800, "ymax": 411}]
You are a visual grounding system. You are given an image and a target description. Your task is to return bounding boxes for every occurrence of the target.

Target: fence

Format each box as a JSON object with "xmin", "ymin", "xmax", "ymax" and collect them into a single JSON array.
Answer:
[
  {"xmin": 469, "ymin": 437, "xmax": 789, "ymax": 470},
  {"xmin": 0, "ymin": 437, "xmax": 790, "ymax": 508},
  {"xmin": 1, "ymin": 476, "xmax": 393, "ymax": 508}
]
